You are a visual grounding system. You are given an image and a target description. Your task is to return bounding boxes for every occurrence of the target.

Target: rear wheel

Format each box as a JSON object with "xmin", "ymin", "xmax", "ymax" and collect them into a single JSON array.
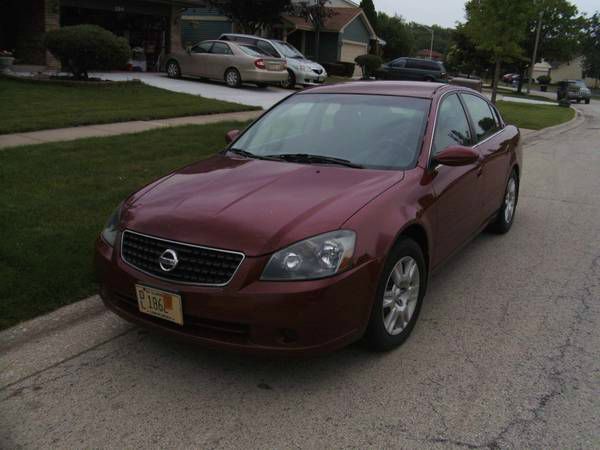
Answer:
[
  {"xmin": 166, "ymin": 60, "xmax": 181, "ymax": 78},
  {"xmin": 585, "ymin": 98, "xmax": 590, "ymax": 104},
  {"xmin": 366, "ymin": 238, "xmax": 427, "ymax": 352},
  {"xmin": 225, "ymin": 68, "xmax": 242, "ymax": 88},
  {"xmin": 488, "ymin": 170, "xmax": 519, "ymax": 234}
]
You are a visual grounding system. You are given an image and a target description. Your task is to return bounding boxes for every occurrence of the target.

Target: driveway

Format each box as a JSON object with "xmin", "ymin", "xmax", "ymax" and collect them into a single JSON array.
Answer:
[
  {"xmin": 94, "ymin": 72, "xmax": 292, "ymax": 109},
  {"xmin": 1, "ymin": 104, "xmax": 599, "ymax": 448}
]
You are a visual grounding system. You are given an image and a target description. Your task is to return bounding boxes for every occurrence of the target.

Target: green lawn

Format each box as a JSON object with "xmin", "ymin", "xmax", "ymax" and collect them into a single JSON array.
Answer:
[
  {"xmin": 0, "ymin": 121, "xmax": 250, "ymax": 330},
  {"xmin": 0, "ymin": 76, "xmax": 259, "ymax": 135},
  {"xmin": 496, "ymin": 101, "xmax": 575, "ymax": 130}
]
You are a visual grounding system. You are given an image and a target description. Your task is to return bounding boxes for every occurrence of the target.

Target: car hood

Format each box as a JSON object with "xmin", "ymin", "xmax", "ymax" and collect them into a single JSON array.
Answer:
[{"xmin": 122, "ymin": 155, "xmax": 404, "ymax": 256}]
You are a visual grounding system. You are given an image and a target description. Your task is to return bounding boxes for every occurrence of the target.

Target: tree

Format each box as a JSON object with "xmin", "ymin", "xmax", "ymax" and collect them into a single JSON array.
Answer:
[
  {"xmin": 407, "ymin": 23, "xmax": 454, "ymax": 57},
  {"xmin": 360, "ymin": 0, "xmax": 378, "ymax": 34},
  {"xmin": 582, "ymin": 13, "xmax": 600, "ymax": 87},
  {"xmin": 463, "ymin": 0, "xmax": 533, "ymax": 103},
  {"xmin": 207, "ymin": 0, "xmax": 291, "ymax": 34},
  {"xmin": 291, "ymin": 1, "xmax": 336, "ymax": 61},
  {"xmin": 515, "ymin": 0, "xmax": 585, "ymax": 92},
  {"xmin": 377, "ymin": 12, "xmax": 412, "ymax": 60},
  {"xmin": 446, "ymin": 24, "xmax": 493, "ymax": 76}
]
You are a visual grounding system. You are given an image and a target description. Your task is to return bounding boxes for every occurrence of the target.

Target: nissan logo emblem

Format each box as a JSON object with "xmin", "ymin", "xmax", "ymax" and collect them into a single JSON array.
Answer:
[{"xmin": 159, "ymin": 249, "xmax": 179, "ymax": 272}]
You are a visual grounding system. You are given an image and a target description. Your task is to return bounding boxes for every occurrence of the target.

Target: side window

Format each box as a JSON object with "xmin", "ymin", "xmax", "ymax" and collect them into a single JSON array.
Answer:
[
  {"xmin": 461, "ymin": 94, "xmax": 500, "ymax": 142},
  {"xmin": 191, "ymin": 42, "xmax": 212, "ymax": 53},
  {"xmin": 257, "ymin": 41, "xmax": 279, "ymax": 57},
  {"xmin": 390, "ymin": 58, "xmax": 405, "ymax": 68},
  {"xmin": 433, "ymin": 94, "xmax": 472, "ymax": 155},
  {"xmin": 210, "ymin": 42, "xmax": 233, "ymax": 55}
]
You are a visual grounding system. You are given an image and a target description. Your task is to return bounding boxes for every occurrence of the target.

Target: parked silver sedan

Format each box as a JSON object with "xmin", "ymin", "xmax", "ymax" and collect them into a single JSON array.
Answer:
[{"xmin": 165, "ymin": 40, "xmax": 288, "ymax": 88}]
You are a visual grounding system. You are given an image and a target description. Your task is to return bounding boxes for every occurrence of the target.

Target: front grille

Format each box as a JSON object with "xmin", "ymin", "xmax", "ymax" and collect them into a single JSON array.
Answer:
[
  {"xmin": 312, "ymin": 68, "xmax": 323, "ymax": 75},
  {"xmin": 121, "ymin": 230, "xmax": 244, "ymax": 286}
]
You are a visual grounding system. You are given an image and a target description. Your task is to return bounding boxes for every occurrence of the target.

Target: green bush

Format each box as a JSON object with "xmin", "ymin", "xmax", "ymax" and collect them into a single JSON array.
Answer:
[
  {"xmin": 537, "ymin": 75, "xmax": 551, "ymax": 85},
  {"xmin": 354, "ymin": 54, "xmax": 383, "ymax": 79},
  {"xmin": 45, "ymin": 25, "xmax": 130, "ymax": 79}
]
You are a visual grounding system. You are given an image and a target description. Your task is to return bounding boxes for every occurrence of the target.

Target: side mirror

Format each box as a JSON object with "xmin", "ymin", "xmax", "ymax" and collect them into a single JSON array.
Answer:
[
  {"xmin": 433, "ymin": 145, "xmax": 479, "ymax": 167},
  {"xmin": 225, "ymin": 129, "xmax": 240, "ymax": 144},
  {"xmin": 185, "ymin": 46, "xmax": 192, "ymax": 54}
]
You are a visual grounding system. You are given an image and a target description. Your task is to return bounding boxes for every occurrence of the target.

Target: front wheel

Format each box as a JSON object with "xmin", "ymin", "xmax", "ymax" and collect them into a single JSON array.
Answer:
[
  {"xmin": 225, "ymin": 68, "xmax": 242, "ymax": 88},
  {"xmin": 366, "ymin": 238, "xmax": 427, "ymax": 352},
  {"xmin": 488, "ymin": 170, "xmax": 519, "ymax": 234},
  {"xmin": 281, "ymin": 70, "xmax": 296, "ymax": 89},
  {"xmin": 166, "ymin": 60, "xmax": 181, "ymax": 78},
  {"xmin": 585, "ymin": 99, "xmax": 590, "ymax": 104}
]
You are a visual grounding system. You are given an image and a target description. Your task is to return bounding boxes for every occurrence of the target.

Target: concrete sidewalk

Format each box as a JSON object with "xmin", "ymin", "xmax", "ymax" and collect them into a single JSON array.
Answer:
[{"xmin": 0, "ymin": 110, "xmax": 262, "ymax": 150}]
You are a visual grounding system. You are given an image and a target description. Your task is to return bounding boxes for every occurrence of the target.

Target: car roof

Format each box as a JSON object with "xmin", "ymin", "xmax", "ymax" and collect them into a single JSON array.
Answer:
[
  {"xmin": 220, "ymin": 33, "xmax": 271, "ymax": 42},
  {"xmin": 297, "ymin": 81, "xmax": 457, "ymax": 99}
]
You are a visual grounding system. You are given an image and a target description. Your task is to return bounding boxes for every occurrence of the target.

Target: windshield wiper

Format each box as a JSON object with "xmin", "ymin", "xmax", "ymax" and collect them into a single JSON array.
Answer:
[
  {"xmin": 227, "ymin": 148, "xmax": 279, "ymax": 161},
  {"xmin": 266, "ymin": 153, "xmax": 363, "ymax": 168}
]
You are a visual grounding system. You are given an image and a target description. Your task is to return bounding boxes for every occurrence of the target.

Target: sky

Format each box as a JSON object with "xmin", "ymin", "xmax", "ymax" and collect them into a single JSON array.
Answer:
[{"xmin": 373, "ymin": 0, "xmax": 600, "ymax": 28}]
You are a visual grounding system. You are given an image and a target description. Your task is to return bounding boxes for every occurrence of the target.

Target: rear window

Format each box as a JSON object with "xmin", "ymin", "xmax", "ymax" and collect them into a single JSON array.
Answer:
[{"xmin": 239, "ymin": 45, "xmax": 268, "ymax": 57}]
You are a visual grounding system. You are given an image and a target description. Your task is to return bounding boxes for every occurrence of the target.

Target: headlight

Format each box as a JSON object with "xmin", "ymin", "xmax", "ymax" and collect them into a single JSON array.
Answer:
[
  {"xmin": 101, "ymin": 203, "xmax": 123, "ymax": 247},
  {"xmin": 261, "ymin": 230, "xmax": 356, "ymax": 280}
]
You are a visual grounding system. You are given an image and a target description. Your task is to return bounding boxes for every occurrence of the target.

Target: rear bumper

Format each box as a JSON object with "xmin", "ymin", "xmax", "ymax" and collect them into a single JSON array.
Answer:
[
  {"xmin": 95, "ymin": 236, "xmax": 378, "ymax": 356},
  {"xmin": 240, "ymin": 69, "xmax": 288, "ymax": 84}
]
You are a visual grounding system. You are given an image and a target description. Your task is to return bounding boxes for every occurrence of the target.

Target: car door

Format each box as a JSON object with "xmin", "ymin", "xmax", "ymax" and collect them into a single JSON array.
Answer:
[
  {"xmin": 429, "ymin": 93, "xmax": 483, "ymax": 265},
  {"xmin": 386, "ymin": 58, "xmax": 406, "ymax": 80},
  {"xmin": 183, "ymin": 41, "xmax": 213, "ymax": 77},
  {"xmin": 460, "ymin": 93, "xmax": 510, "ymax": 220},
  {"xmin": 207, "ymin": 41, "xmax": 235, "ymax": 79}
]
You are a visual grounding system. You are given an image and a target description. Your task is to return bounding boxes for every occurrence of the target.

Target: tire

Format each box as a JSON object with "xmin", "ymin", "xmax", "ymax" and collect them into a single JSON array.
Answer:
[
  {"xmin": 585, "ymin": 99, "xmax": 590, "ymax": 104},
  {"xmin": 365, "ymin": 237, "xmax": 427, "ymax": 352},
  {"xmin": 488, "ymin": 170, "xmax": 519, "ymax": 234},
  {"xmin": 281, "ymin": 70, "xmax": 296, "ymax": 89},
  {"xmin": 166, "ymin": 60, "xmax": 181, "ymax": 78},
  {"xmin": 225, "ymin": 68, "xmax": 242, "ymax": 88}
]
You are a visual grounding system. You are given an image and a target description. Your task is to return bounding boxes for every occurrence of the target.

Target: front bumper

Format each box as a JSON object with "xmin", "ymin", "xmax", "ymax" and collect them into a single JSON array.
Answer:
[
  {"xmin": 95, "ymin": 235, "xmax": 378, "ymax": 356},
  {"xmin": 295, "ymin": 70, "xmax": 327, "ymax": 86}
]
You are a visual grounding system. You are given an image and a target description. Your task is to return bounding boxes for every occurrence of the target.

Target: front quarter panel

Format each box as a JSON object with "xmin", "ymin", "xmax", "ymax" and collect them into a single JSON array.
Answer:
[{"xmin": 342, "ymin": 167, "xmax": 435, "ymax": 324}]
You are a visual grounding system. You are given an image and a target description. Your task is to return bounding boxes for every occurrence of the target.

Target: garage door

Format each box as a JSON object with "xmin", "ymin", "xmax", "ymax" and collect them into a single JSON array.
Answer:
[
  {"xmin": 182, "ymin": 20, "xmax": 233, "ymax": 46},
  {"xmin": 340, "ymin": 41, "xmax": 369, "ymax": 78}
]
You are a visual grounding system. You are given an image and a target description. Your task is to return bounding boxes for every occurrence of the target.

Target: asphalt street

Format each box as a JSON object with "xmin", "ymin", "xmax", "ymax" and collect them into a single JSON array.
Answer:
[{"xmin": 1, "ymin": 102, "xmax": 599, "ymax": 449}]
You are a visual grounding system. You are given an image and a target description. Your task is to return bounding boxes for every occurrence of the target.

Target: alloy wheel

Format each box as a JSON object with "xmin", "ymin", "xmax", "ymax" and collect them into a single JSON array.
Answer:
[
  {"xmin": 382, "ymin": 256, "xmax": 420, "ymax": 335},
  {"xmin": 504, "ymin": 177, "xmax": 517, "ymax": 224}
]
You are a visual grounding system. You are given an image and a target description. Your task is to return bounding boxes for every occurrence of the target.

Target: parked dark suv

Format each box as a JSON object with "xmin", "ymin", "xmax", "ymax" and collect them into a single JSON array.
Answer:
[{"xmin": 376, "ymin": 58, "xmax": 447, "ymax": 82}]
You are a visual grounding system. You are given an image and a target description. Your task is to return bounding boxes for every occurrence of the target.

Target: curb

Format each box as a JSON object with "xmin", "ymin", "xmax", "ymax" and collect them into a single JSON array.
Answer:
[{"xmin": 521, "ymin": 105, "xmax": 583, "ymax": 146}]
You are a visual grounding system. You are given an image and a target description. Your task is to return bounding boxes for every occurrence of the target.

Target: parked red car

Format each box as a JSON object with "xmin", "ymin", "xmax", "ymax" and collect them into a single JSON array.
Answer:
[{"xmin": 96, "ymin": 82, "xmax": 522, "ymax": 355}]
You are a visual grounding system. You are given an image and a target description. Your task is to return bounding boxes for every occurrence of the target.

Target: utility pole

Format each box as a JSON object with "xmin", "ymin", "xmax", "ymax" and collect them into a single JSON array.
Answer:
[
  {"xmin": 419, "ymin": 24, "xmax": 435, "ymax": 60},
  {"xmin": 527, "ymin": 10, "xmax": 544, "ymax": 94}
]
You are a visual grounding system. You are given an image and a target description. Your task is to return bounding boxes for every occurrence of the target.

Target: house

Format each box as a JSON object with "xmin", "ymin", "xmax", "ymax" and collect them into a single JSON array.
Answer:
[
  {"xmin": 181, "ymin": 0, "xmax": 376, "ymax": 77},
  {"xmin": 1, "ymin": 0, "xmax": 205, "ymax": 71},
  {"xmin": 549, "ymin": 56, "xmax": 598, "ymax": 88},
  {"xmin": 279, "ymin": 7, "xmax": 376, "ymax": 76},
  {"xmin": 416, "ymin": 49, "xmax": 443, "ymax": 61},
  {"xmin": 532, "ymin": 59, "xmax": 552, "ymax": 81}
]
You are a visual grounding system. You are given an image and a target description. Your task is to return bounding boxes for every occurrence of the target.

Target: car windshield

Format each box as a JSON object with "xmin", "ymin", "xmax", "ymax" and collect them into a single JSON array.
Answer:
[
  {"xmin": 273, "ymin": 40, "xmax": 305, "ymax": 59},
  {"xmin": 238, "ymin": 45, "xmax": 268, "ymax": 57},
  {"xmin": 231, "ymin": 94, "xmax": 430, "ymax": 170}
]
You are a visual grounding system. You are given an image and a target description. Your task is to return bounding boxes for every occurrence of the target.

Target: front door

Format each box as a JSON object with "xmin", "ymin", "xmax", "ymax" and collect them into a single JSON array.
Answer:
[
  {"xmin": 183, "ymin": 41, "xmax": 213, "ymax": 77},
  {"xmin": 428, "ymin": 93, "xmax": 483, "ymax": 266},
  {"xmin": 460, "ymin": 93, "xmax": 510, "ymax": 219}
]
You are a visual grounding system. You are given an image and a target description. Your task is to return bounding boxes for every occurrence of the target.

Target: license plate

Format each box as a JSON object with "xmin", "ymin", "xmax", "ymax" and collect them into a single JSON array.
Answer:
[{"xmin": 135, "ymin": 285, "xmax": 183, "ymax": 325}]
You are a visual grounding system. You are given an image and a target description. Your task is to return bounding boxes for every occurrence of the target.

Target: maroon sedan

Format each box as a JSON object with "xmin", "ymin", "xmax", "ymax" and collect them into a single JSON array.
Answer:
[{"xmin": 96, "ymin": 82, "xmax": 521, "ymax": 355}]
